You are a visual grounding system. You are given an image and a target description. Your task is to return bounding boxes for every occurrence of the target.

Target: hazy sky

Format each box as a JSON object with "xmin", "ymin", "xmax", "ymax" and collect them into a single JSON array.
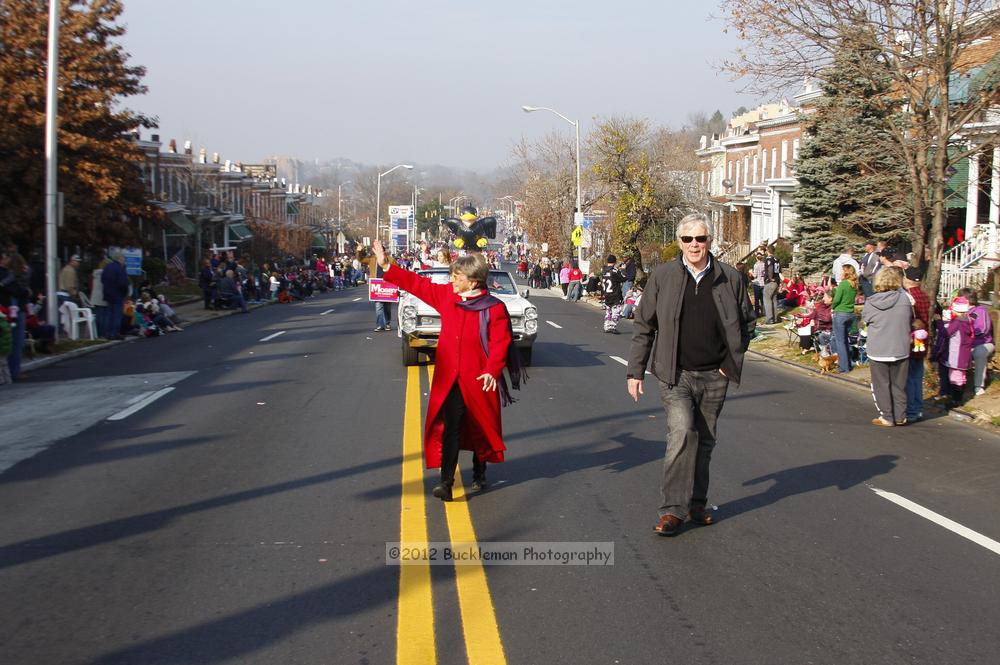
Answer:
[{"xmin": 119, "ymin": 0, "xmax": 757, "ymax": 172}]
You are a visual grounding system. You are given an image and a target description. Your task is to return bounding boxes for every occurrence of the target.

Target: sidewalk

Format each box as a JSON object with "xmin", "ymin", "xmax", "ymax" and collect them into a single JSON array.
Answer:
[{"xmin": 18, "ymin": 296, "xmax": 273, "ymax": 374}]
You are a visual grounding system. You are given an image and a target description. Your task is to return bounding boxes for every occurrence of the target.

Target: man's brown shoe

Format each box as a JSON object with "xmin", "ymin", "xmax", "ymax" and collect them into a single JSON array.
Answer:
[
  {"xmin": 654, "ymin": 514, "xmax": 684, "ymax": 537},
  {"xmin": 688, "ymin": 507, "xmax": 715, "ymax": 526}
]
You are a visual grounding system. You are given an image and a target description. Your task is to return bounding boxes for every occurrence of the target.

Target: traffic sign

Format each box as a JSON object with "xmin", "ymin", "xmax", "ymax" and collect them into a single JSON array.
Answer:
[{"xmin": 571, "ymin": 226, "xmax": 583, "ymax": 247}]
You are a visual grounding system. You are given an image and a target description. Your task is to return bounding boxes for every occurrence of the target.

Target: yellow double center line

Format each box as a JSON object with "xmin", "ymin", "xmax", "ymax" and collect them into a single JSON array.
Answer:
[{"xmin": 396, "ymin": 365, "xmax": 507, "ymax": 665}]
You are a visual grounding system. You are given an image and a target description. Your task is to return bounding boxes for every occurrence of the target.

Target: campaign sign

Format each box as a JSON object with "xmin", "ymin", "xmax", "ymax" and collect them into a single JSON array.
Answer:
[{"xmin": 369, "ymin": 278, "xmax": 400, "ymax": 303}]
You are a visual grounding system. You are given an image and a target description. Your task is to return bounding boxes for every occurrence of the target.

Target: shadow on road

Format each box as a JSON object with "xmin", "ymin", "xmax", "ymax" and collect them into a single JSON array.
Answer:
[
  {"xmin": 0, "ymin": 456, "xmax": 402, "ymax": 570},
  {"xmin": 91, "ymin": 566, "xmax": 398, "ymax": 665},
  {"xmin": 355, "ymin": 429, "xmax": 664, "ymax": 502},
  {"xmin": 718, "ymin": 454, "xmax": 900, "ymax": 519},
  {"xmin": 0, "ymin": 431, "xmax": 218, "ymax": 484}
]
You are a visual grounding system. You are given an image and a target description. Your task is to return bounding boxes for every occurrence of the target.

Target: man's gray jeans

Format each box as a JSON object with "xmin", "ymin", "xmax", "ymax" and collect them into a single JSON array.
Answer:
[
  {"xmin": 763, "ymin": 281, "xmax": 779, "ymax": 322},
  {"xmin": 973, "ymin": 342, "xmax": 995, "ymax": 390},
  {"xmin": 657, "ymin": 369, "xmax": 729, "ymax": 520}
]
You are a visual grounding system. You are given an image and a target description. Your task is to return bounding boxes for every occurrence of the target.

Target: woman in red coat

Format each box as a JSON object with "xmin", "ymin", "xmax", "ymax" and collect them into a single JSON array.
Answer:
[{"xmin": 373, "ymin": 240, "xmax": 518, "ymax": 501}]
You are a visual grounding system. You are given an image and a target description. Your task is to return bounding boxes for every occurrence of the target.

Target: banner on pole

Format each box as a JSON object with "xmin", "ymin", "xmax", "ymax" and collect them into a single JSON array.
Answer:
[{"xmin": 388, "ymin": 205, "xmax": 414, "ymax": 253}]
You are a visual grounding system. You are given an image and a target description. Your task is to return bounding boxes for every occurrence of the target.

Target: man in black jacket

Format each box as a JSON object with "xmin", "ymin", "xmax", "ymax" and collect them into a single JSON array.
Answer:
[
  {"xmin": 626, "ymin": 213, "xmax": 755, "ymax": 537},
  {"xmin": 762, "ymin": 245, "xmax": 781, "ymax": 324}
]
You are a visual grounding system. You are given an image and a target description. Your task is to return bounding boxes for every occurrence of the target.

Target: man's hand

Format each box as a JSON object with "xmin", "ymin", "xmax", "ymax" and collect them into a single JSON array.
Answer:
[
  {"xmin": 627, "ymin": 378, "xmax": 643, "ymax": 402},
  {"xmin": 478, "ymin": 373, "xmax": 497, "ymax": 392},
  {"xmin": 372, "ymin": 240, "xmax": 390, "ymax": 270}
]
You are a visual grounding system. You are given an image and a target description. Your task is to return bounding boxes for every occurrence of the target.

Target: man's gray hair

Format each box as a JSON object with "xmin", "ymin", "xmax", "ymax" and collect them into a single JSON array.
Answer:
[
  {"xmin": 676, "ymin": 213, "xmax": 712, "ymax": 239},
  {"xmin": 110, "ymin": 250, "xmax": 125, "ymax": 260}
]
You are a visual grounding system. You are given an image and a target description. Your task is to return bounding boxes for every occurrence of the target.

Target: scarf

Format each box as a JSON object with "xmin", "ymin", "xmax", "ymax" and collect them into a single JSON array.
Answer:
[{"xmin": 455, "ymin": 293, "xmax": 526, "ymax": 407}]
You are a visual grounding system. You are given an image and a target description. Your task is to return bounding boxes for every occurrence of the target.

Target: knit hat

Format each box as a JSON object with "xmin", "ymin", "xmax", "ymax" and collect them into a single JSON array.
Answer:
[{"xmin": 951, "ymin": 296, "xmax": 970, "ymax": 313}]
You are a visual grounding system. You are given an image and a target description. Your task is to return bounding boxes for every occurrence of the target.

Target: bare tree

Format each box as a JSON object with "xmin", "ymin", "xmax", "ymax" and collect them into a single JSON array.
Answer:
[
  {"xmin": 510, "ymin": 133, "xmax": 580, "ymax": 258},
  {"xmin": 720, "ymin": 0, "xmax": 1000, "ymax": 301}
]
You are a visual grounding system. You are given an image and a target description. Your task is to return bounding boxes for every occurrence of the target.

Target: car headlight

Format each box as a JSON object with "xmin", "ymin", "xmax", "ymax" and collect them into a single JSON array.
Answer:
[
  {"xmin": 402, "ymin": 315, "xmax": 417, "ymax": 333},
  {"xmin": 525, "ymin": 319, "xmax": 538, "ymax": 333},
  {"xmin": 403, "ymin": 305, "xmax": 417, "ymax": 318},
  {"xmin": 523, "ymin": 306, "xmax": 538, "ymax": 320}
]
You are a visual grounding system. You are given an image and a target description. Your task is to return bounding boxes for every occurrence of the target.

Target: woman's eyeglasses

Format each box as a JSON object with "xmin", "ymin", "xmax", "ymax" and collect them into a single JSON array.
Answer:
[{"xmin": 679, "ymin": 235, "xmax": 709, "ymax": 244}]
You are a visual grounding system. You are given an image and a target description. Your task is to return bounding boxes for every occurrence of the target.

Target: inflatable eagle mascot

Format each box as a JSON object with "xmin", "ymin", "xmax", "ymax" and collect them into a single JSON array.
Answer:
[{"xmin": 443, "ymin": 205, "xmax": 496, "ymax": 251}]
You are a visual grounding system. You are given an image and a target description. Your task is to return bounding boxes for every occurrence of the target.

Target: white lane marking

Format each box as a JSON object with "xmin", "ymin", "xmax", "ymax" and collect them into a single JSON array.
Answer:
[
  {"xmin": 546, "ymin": 320, "xmax": 563, "ymax": 329},
  {"xmin": 609, "ymin": 355, "xmax": 651, "ymax": 375},
  {"xmin": 871, "ymin": 487, "xmax": 1000, "ymax": 557},
  {"xmin": 108, "ymin": 388, "xmax": 175, "ymax": 421},
  {"xmin": 259, "ymin": 331, "xmax": 287, "ymax": 342},
  {"xmin": 353, "ymin": 297, "xmax": 363, "ymax": 302},
  {"xmin": 320, "ymin": 309, "xmax": 335, "ymax": 316},
  {"xmin": 125, "ymin": 391, "xmax": 151, "ymax": 406}
]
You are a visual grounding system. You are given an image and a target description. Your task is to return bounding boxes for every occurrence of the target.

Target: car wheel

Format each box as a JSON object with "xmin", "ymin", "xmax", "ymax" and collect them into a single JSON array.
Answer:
[
  {"xmin": 519, "ymin": 346, "xmax": 532, "ymax": 367},
  {"xmin": 402, "ymin": 338, "xmax": 420, "ymax": 366}
]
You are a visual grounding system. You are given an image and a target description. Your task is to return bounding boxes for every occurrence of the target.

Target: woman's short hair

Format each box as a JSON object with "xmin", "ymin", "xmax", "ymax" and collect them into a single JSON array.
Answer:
[
  {"xmin": 450, "ymin": 253, "xmax": 490, "ymax": 286},
  {"xmin": 874, "ymin": 266, "xmax": 904, "ymax": 292}
]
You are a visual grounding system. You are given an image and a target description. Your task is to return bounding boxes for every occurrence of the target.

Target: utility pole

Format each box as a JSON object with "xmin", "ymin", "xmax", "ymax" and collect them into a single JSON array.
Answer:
[{"xmin": 44, "ymin": 0, "xmax": 61, "ymax": 336}]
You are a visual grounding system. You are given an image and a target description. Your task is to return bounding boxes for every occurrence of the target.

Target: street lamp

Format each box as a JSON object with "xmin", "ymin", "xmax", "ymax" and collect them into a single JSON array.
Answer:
[
  {"xmin": 376, "ymin": 164, "xmax": 413, "ymax": 245},
  {"xmin": 338, "ymin": 180, "xmax": 351, "ymax": 232},
  {"xmin": 522, "ymin": 104, "xmax": 583, "ymax": 264}
]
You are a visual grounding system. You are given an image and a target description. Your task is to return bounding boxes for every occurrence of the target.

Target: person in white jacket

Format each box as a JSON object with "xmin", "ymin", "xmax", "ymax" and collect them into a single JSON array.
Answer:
[{"xmin": 831, "ymin": 244, "xmax": 860, "ymax": 286}]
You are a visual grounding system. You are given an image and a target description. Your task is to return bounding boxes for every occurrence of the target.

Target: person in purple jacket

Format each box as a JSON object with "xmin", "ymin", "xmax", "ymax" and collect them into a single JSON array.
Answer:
[{"xmin": 962, "ymin": 289, "xmax": 994, "ymax": 396}]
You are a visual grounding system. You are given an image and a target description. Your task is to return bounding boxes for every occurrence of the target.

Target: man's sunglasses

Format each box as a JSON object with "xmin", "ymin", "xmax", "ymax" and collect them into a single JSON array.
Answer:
[{"xmin": 679, "ymin": 235, "xmax": 710, "ymax": 244}]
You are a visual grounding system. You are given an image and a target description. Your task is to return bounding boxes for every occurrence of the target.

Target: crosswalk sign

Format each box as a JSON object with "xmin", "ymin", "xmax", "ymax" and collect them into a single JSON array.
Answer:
[{"xmin": 571, "ymin": 226, "xmax": 583, "ymax": 247}]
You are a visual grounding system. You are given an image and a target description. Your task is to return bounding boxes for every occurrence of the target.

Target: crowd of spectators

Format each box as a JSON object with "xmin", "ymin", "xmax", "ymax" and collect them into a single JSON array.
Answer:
[{"xmin": 739, "ymin": 238, "xmax": 996, "ymax": 421}]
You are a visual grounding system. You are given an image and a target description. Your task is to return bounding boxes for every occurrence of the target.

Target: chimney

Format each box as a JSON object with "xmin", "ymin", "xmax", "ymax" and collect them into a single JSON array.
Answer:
[
  {"xmin": 224, "ymin": 159, "xmax": 232, "ymax": 171},
  {"xmin": 212, "ymin": 152, "xmax": 220, "ymax": 164},
  {"xmin": 168, "ymin": 139, "xmax": 177, "ymax": 153},
  {"xmin": 198, "ymin": 148, "xmax": 207, "ymax": 164}
]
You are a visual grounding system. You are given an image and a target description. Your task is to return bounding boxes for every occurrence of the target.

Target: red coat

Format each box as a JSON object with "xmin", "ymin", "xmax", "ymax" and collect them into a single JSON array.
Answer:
[{"xmin": 384, "ymin": 265, "xmax": 512, "ymax": 468}]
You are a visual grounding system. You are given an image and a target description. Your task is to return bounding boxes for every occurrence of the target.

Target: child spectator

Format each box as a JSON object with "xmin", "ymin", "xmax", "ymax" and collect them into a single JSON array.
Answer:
[{"xmin": 942, "ymin": 296, "xmax": 975, "ymax": 407}]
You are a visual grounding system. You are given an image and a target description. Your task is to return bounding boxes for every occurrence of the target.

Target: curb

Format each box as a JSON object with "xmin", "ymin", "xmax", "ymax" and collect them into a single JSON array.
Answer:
[
  {"xmin": 19, "ymin": 299, "xmax": 273, "ymax": 373},
  {"xmin": 746, "ymin": 348, "xmax": 980, "ymax": 424}
]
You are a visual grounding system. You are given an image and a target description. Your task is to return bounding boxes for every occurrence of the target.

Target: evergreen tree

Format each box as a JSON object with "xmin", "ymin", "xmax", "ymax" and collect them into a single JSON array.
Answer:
[
  {"xmin": 791, "ymin": 36, "xmax": 911, "ymax": 276},
  {"xmin": 0, "ymin": 0, "xmax": 155, "ymax": 252}
]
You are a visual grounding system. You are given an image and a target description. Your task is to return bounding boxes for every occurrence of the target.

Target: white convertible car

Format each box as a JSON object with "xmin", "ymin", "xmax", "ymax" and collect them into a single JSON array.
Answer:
[{"xmin": 397, "ymin": 268, "xmax": 538, "ymax": 366}]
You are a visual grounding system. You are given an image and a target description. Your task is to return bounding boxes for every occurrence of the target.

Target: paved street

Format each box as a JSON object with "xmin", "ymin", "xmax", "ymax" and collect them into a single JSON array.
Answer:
[{"xmin": 2, "ymin": 282, "xmax": 1000, "ymax": 664}]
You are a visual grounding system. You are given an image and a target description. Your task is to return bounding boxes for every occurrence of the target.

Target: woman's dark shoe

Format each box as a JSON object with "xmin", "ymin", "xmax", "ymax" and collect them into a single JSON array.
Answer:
[
  {"xmin": 470, "ymin": 477, "xmax": 487, "ymax": 492},
  {"xmin": 432, "ymin": 483, "xmax": 453, "ymax": 501}
]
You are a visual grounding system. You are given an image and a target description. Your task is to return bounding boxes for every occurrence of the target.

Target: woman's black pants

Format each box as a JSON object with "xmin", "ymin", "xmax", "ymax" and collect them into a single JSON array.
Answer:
[{"xmin": 441, "ymin": 382, "xmax": 487, "ymax": 486}]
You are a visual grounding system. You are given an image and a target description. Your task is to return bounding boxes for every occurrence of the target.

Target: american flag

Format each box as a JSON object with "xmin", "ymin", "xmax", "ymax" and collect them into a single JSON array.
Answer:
[{"xmin": 169, "ymin": 248, "xmax": 185, "ymax": 273}]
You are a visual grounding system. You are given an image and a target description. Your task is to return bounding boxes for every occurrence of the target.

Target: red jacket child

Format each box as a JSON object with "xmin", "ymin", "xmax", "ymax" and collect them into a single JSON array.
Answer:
[{"xmin": 382, "ymin": 263, "xmax": 513, "ymax": 470}]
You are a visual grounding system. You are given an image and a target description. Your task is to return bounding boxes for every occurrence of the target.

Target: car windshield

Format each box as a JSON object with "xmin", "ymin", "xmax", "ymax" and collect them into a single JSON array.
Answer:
[{"xmin": 418, "ymin": 270, "xmax": 518, "ymax": 295}]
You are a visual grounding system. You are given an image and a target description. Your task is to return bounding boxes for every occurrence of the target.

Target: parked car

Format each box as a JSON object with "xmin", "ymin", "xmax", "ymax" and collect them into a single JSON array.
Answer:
[{"xmin": 397, "ymin": 269, "xmax": 538, "ymax": 366}]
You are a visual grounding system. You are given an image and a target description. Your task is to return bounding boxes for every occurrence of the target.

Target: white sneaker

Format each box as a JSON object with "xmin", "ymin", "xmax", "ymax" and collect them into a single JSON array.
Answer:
[{"xmin": 976, "ymin": 387, "xmax": 986, "ymax": 396}]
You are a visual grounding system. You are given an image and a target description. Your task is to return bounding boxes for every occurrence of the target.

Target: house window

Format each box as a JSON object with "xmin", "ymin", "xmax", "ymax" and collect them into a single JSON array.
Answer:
[
  {"xmin": 771, "ymin": 148, "xmax": 777, "ymax": 179},
  {"xmin": 781, "ymin": 140, "xmax": 788, "ymax": 178},
  {"xmin": 762, "ymin": 149, "xmax": 767, "ymax": 180},
  {"xmin": 736, "ymin": 161, "xmax": 741, "ymax": 191},
  {"xmin": 793, "ymin": 138, "xmax": 800, "ymax": 162}
]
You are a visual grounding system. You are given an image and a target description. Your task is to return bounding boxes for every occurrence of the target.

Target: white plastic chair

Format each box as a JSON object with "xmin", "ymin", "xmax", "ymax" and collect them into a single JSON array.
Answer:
[{"xmin": 60, "ymin": 301, "xmax": 97, "ymax": 340}]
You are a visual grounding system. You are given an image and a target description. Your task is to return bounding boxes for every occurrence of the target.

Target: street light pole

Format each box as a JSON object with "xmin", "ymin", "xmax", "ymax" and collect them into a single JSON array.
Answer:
[
  {"xmin": 45, "ymin": 0, "xmax": 61, "ymax": 336},
  {"xmin": 376, "ymin": 164, "xmax": 413, "ymax": 249},
  {"xmin": 521, "ymin": 105, "xmax": 583, "ymax": 266},
  {"xmin": 338, "ymin": 180, "xmax": 351, "ymax": 232}
]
